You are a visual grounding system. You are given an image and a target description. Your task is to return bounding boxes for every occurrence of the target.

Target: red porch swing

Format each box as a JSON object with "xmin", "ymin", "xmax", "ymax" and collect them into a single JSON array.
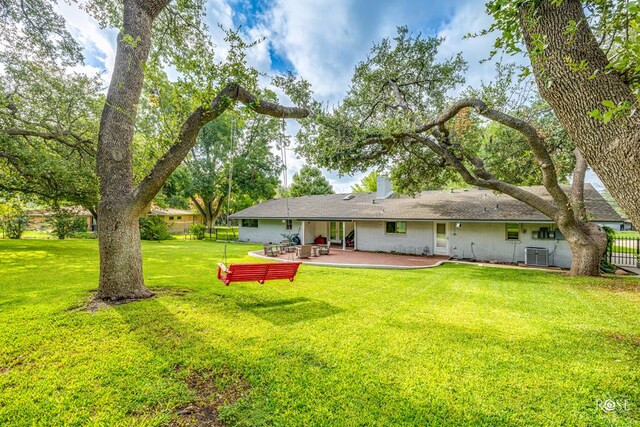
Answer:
[
  {"xmin": 216, "ymin": 115, "xmax": 301, "ymax": 286},
  {"xmin": 217, "ymin": 261, "xmax": 301, "ymax": 286}
]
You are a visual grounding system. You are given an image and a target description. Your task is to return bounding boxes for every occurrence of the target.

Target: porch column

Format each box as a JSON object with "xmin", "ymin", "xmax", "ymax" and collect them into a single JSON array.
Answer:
[
  {"xmin": 342, "ymin": 222, "xmax": 346, "ymax": 250},
  {"xmin": 300, "ymin": 221, "xmax": 305, "ymax": 244},
  {"xmin": 354, "ymin": 221, "xmax": 357, "ymax": 251}
]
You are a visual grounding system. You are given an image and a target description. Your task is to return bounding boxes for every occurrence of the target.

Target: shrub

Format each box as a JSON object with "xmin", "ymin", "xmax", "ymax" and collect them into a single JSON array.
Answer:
[
  {"xmin": 68, "ymin": 231, "xmax": 97, "ymax": 239},
  {"xmin": 48, "ymin": 210, "xmax": 88, "ymax": 239},
  {"xmin": 189, "ymin": 223, "xmax": 206, "ymax": 240},
  {"xmin": 600, "ymin": 226, "xmax": 617, "ymax": 273},
  {"xmin": 139, "ymin": 215, "xmax": 172, "ymax": 241},
  {"xmin": 2, "ymin": 213, "xmax": 29, "ymax": 239}
]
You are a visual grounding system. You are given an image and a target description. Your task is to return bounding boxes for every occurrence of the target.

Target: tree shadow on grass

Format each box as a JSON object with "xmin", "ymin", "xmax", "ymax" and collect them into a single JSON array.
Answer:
[
  {"xmin": 235, "ymin": 297, "xmax": 344, "ymax": 325},
  {"xmin": 111, "ymin": 296, "xmax": 249, "ymax": 425}
]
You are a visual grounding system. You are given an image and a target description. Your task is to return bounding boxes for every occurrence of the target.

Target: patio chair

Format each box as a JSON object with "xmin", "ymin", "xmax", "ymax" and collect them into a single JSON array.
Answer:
[
  {"xmin": 319, "ymin": 244, "xmax": 330, "ymax": 255},
  {"xmin": 296, "ymin": 244, "xmax": 312, "ymax": 259},
  {"xmin": 263, "ymin": 244, "xmax": 279, "ymax": 257}
]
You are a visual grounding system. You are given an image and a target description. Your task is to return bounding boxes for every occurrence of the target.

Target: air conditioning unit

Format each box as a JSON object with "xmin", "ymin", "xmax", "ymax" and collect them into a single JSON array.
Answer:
[{"xmin": 525, "ymin": 247, "xmax": 549, "ymax": 267}]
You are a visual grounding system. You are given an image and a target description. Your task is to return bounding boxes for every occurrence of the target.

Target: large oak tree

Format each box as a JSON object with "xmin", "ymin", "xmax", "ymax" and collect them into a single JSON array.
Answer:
[
  {"xmin": 2, "ymin": 0, "xmax": 308, "ymax": 300},
  {"xmin": 484, "ymin": 0, "xmax": 640, "ymax": 228},
  {"xmin": 94, "ymin": 0, "xmax": 307, "ymax": 300},
  {"xmin": 289, "ymin": 28, "xmax": 606, "ymax": 276}
]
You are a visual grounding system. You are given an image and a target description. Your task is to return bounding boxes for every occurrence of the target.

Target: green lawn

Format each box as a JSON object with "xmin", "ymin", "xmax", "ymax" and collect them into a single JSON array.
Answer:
[
  {"xmin": 174, "ymin": 226, "xmax": 238, "ymax": 241},
  {"xmin": 1, "ymin": 240, "xmax": 639, "ymax": 426},
  {"xmin": 615, "ymin": 231, "xmax": 640, "ymax": 239}
]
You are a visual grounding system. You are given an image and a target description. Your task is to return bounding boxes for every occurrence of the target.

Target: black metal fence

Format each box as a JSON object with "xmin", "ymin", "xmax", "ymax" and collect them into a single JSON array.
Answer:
[{"xmin": 607, "ymin": 236, "xmax": 640, "ymax": 268}]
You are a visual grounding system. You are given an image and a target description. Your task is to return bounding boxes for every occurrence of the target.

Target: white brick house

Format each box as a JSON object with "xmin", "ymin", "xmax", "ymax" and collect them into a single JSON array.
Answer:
[{"xmin": 230, "ymin": 178, "xmax": 622, "ymax": 269}]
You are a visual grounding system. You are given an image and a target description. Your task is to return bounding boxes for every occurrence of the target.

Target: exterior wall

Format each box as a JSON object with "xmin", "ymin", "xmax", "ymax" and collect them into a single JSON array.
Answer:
[
  {"xmin": 355, "ymin": 220, "xmax": 574, "ymax": 268},
  {"xmin": 162, "ymin": 214, "xmax": 202, "ymax": 234},
  {"xmin": 355, "ymin": 220, "xmax": 434, "ymax": 254},
  {"xmin": 596, "ymin": 221, "xmax": 625, "ymax": 231},
  {"xmin": 449, "ymin": 222, "xmax": 572, "ymax": 268},
  {"xmin": 240, "ymin": 217, "xmax": 576, "ymax": 268},
  {"xmin": 238, "ymin": 219, "xmax": 303, "ymax": 244},
  {"xmin": 27, "ymin": 215, "xmax": 49, "ymax": 231}
]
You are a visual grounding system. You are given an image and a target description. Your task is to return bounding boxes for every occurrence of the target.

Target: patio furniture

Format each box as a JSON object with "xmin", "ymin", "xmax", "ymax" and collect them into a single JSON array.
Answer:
[
  {"xmin": 318, "ymin": 244, "xmax": 330, "ymax": 255},
  {"xmin": 217, "ymin": 262, "xmax": 301, "ymax": 285},
  {"xmin": 311, "ymin": 245, "xmax": 320, "ymax": 257},
  {"xmin": 296, "ymin": 244, "xmax": 312, "ymax": 259},
  {"xmin": 280, "ymin": 240, "xmax": 294, "ymax": 254},
  {"xmin": 263, "ymin": 244, "xmax": 279, "ymax": 257}
]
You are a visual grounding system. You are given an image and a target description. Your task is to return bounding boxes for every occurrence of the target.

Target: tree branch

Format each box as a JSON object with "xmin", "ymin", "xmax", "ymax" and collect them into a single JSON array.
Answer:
[
  {"xmin": 190, "ymin": 196, "xmax": 206, "ymax": 218},
  {"xmin": 389, "ymin": 98, "xmax": 573, "ymax": 219},
  {"xmin": 410, "ymin": 134, "xmax": 560, "ymax": 218},
  {"xmin": 0, "ymin": 128, "xmax": 96, "ymax": 156},
  {"xmin": 132, "ymin": 83, "xmax": 308, "ymax": 214}
]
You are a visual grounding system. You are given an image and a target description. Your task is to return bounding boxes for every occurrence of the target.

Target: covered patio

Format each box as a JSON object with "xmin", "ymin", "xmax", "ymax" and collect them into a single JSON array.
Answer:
[{"xmin": 250, "ymin": 248, "xmax": 450, "ymax": 269}]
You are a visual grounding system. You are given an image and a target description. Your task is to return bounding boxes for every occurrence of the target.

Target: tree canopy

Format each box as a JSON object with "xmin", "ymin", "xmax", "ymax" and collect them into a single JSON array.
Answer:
[
  {"xmin": 0, "ymin": 57, "xmax": 101, "ymax": 212},
  {"xmin": 351, "ymin": 171, "xmax": 379, "ymax": 193},
  {"xmin": 289, "ymin": 165, "xmax": 334, "ymax": 197},
  {"xmin": 162, "ymin": 111, "xmax": 282, "ymax": 227}
]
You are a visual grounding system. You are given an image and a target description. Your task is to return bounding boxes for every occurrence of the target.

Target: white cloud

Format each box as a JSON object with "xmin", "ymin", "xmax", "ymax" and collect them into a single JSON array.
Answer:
[
  {"xmin": 57, "ymin": 2, "xmax": 117, "ymax": 83},
  {"xmin": 436, "ymin": 1, "xmax": 531, "ymax": 95},
  {"xmin": 55, "ymin": 0, "xmax": 548, "ymax": 192}
]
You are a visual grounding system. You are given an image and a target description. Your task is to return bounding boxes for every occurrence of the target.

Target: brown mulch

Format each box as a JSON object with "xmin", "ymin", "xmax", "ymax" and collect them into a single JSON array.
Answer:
[
  {"xmin": 66, "ymin": 287, "xmax": 193, "ymax": 313},
  {"xmin": 170, "ymin": 368, "xmax": 251, "ymax": 427}
]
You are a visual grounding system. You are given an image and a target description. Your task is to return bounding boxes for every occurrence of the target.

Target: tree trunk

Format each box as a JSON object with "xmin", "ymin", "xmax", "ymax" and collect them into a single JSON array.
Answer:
[
  {"xmin": 95, "ymin": 0, "xmax": 164, "ymax": 300},
  {"xmin": 556, "ymin": 219, "xmax": 607, "ymax": 276},
  {"xmin": 95, "ymin": 204, "xmax": 153, "ymax": 300},
  {"xmin": 519, "ymin": 0, "xmax": 640, "ymax": 229}
]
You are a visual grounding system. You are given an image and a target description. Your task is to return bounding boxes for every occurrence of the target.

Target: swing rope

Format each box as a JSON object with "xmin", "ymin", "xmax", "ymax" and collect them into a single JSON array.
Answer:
[
  {"xmin": 279, "ymin": 115, "xmax": 297, "ymax": 261},
  {"xmin": 280, "ymin": 115, "xmax": 291, "ymax": 222},
  {"xmin": 222, "ymin": 116, "xmax": 236, "ymax": 264},
  {"xmin": 216, "ymin": 113, "xmax": 303, "ymax": 284},
  {"xmin": 226, "ymin": 119, "xmax": 236, "ymax": 228}
]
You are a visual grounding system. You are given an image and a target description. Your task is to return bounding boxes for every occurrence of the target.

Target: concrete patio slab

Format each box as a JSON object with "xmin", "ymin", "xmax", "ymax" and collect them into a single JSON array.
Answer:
[
  {"xmin": 250, "ymin": 249, "xmax": 451, "ymax": 269},
  {"xmin": 248, "ymin": 249, "xmax": 570, "ymax": 272}
]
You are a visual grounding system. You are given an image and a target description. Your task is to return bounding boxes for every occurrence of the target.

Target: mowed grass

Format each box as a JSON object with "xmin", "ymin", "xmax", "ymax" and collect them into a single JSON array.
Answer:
[{"xmin": 1, "ymin": 240, "xmax": 639, "ymax": 426}]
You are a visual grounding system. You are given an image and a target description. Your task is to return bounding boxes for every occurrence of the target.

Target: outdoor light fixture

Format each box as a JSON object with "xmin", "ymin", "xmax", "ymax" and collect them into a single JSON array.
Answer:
[{"xmin": 456, "ymin": 222, "xmax": 461, "ymax": 228}]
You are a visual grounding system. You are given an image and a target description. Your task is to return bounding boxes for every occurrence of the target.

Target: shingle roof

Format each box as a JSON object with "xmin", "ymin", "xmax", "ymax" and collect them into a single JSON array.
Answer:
[{"xmin": 230, "ymin": 184, "xmax": 622, "ymax": 222}]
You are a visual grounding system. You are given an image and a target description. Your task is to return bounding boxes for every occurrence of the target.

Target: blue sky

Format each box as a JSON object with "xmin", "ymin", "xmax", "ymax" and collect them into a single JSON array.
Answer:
[{"xmin": 58, "ymin": 0, "xmax": 605, "ymax": 193}]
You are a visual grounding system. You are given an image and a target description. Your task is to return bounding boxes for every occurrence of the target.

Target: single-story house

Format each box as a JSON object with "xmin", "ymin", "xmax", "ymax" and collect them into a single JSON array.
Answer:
[
  {"xmin": 26, "ymin": 206, "xmax": 203, "ymax": 234},
  {"xmin": 145, "ymin": 207, "xmax": 203, "ymax": 233},
  {"xmin": 26, "ymin": 208, "xmax": 95, "ymax": 231},
  {"xmin": 230, "ymin": 177, "xmax": 623, "ymax": 269}
]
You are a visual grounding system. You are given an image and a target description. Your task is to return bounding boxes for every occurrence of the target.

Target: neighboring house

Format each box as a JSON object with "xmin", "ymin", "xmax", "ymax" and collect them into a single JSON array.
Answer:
[
  {"xmin": 26, "ymin": 206, "xmax": 203, "ymax": 234},
  {"xmin": 230, "ymin": 177, "xmax": 623, "ymax": 269},
  {"xmin": 26, "ymin": 208, "xmax": 95, "ymax": 231},
  {"xmin": 146, "ymin": 207, "xmax": 203, "ymax": 234}
]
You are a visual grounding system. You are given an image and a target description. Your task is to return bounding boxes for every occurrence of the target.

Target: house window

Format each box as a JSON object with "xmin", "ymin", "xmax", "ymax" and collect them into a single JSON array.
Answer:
[
  {"xmin": 242, "ymin": 219, "xmax": 258, "ymax": 228},
  {"xmin": 386, "ymin": 221, "xmax": 407, "ymax": 234},
  {"xmin": 177, "ymin": 216, "xmax": 182, "ymax": 220},
  {"xmin": 285, "ymin": 219, "xmax": 293, "ymax": 230},
  {"xmin": 506, "ymin": 223, "xmax": 520, "ymax": 241},
  {"xmin": 169, "ymin": 216, "xmax": 174, "ymax": 220}
]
